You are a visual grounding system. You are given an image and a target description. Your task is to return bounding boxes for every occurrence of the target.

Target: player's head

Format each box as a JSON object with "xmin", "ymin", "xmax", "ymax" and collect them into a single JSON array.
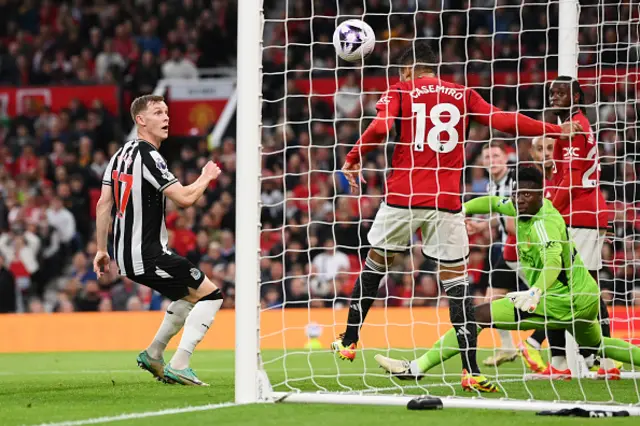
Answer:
[
  {"xmin": 513, "ymin": 166, "xmax": 544, "ymax": 219},
  {"xmin": 481, "ymin": 140, "xmax": 508, "ymax": 179},
  {"xmin": 397, "ymin": 40, "xmax": 437, "ymax": 82},
  {"xmin": 130, "ymin": 94, "xmax": 169, "ymax": 143},
  {"xmin": 531, "ymin": 136, "xmax": 554, "ymax": 171},
  {"xmin": 549, "ymin": 76, "xmax": 585, "ymax": 115}
]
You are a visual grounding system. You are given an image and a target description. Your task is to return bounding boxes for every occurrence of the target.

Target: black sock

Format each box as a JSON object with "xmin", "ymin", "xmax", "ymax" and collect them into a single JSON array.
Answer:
[
  {"xmin": 342, "ymin": 256, "xmax": 385, "ymax": 345},
  {"xmin": 599, "ymin": 296, "xmax": 611, "ymax": 337},
  {"xmin": 444, "ymin": 276, "xmax": 480, "ymax": 375},
  {"xmin": 547, "ymin": 329, "xmax": 567, "ymax": 358},
  {"xmin": 529, "ymin": 329, "xmax": 547, "ymax": 347}
]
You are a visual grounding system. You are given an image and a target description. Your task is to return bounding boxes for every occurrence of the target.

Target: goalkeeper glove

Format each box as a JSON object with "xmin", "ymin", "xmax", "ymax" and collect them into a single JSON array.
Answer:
[{"xmin": 507, "ymin": 287, "xmax": 541, "ymax": 313}]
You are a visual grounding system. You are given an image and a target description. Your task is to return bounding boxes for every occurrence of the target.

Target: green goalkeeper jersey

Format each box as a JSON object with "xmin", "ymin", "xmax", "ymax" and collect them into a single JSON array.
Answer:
[{"xmin": 464, "ymin": 196, "xmax": 599, "ymax": 318}]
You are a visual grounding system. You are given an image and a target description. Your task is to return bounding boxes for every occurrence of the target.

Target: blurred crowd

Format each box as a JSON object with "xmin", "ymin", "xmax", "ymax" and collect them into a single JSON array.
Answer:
[
  {"xmin": 0, "ymin": 0, "xmax": 638, "ymax": 314},
  {"xmin": 259, "ymin": 0, "xmax": 640, "ymax": 310}
]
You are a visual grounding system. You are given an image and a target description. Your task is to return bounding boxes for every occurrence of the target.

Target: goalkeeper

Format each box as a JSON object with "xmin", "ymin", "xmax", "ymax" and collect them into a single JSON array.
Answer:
[{"xmin": 375, "ymin": 167, "xmax": 640, "ymax": 392}]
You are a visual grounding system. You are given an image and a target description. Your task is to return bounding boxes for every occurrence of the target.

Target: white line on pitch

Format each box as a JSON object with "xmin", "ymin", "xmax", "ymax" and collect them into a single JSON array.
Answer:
[
  {"xmin": 0, "ymin": 367, "xmax": 374, "ymax": 376},
  {"xmin": 27, "ymin": 401, "xmax": 238, "ymax": 426}
]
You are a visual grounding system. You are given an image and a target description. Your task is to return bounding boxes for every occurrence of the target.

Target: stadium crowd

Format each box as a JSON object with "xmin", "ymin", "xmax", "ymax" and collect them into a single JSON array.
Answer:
[{"xmin": 0, "ymin": 0, "xmax": 638, "ymax": 314}]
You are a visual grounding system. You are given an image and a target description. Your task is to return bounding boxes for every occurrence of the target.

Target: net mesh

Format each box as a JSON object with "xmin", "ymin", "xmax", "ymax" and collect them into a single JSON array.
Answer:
[{"xmin": 258, "ymin": 0, "xmax": 640, "ymax": 404}]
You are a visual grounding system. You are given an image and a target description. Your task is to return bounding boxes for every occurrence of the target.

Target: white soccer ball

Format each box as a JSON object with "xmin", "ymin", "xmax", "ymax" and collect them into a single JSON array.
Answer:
[{"xmin": 332, "ymin": 19, "xmax": 376, "ymax": 62}]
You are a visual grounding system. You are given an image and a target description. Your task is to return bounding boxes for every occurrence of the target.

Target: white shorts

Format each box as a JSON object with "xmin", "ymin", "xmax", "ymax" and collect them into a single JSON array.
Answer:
[
  {"xmin": 505, "ymin": 260, "xmax": 528, "ymax": 284},
  {"xmin": 367, "ymin": 203, "xmax": 469, "ymax": 266},
  {"xmin": 569, "ymin": 227, "xmax": 605, "ymax": 271}
]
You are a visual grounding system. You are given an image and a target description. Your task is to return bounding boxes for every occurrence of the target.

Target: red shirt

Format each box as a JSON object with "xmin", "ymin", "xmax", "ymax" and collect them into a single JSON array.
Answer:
[
  {"xmin": 550, "ymin": 111, "xmax": 609, "ymax": 229},
  {"xmin": 172, "ymin": 228, "xmax": 196, "ymax": 256},
  {"xmin": 346, "ymin": 76, "xmax": 563, "ymax": 211},
  {"xmin": 503, "ymin": 234, "xmax": 518, "ymax": 262}
]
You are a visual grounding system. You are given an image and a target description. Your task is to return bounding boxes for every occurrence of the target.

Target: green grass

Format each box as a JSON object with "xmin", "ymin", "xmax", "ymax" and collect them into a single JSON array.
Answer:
[{"xmin": 1, "ymin": 349, "xmax": 639, "ymax": 425}]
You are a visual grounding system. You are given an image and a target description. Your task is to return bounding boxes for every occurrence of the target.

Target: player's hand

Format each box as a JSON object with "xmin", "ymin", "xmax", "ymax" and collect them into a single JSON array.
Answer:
[
  {"xmin": 558, "ymin": 121, "xmax": 582, "ymax": 139},
  {"xmin": 202, "ymin": 161, "xmax": 221, "ymax": 181},
  {"xmin": 93, "ymin": 250, "xmax": 110, "ymax": 278},
  {"xmin": 506, "ymin": 287, "xmax": 541, "ymax": 313},
  {"xmin": 342, "ymin": 160, "xmax": 366, "ymax": 194},
  {"xmin": 465, "ymin": 219, "xmax": 485, "ymax": 235}
]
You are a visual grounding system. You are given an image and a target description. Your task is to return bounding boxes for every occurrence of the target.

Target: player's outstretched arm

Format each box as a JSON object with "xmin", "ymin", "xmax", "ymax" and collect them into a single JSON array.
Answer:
[
  {"xmin": 94, "ymin": 184, "xmax": 114, "ymax": 277},
  {"xmin": 342, "ymin": 111, "xmax": 395, "ymax": 193},
  {"xmin": 164, "ymin": 161, "xmax": 221, "ymax": 208},
  {"xmin": 468, "ymin": 90, "xmax": 581, "ymax": 138},
  {"xmin": 342, "ymin": 87, "xmax": 400, "ymax": 193},
  {"xmin": 463, "ymin": 195, "xmax": 516, "ymax": 217}
]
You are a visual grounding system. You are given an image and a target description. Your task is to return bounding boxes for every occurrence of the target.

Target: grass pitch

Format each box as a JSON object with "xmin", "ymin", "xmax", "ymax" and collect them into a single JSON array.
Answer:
[{"xmin": 2, "ymin": 349, "xmax": 639, "ymax": 425}]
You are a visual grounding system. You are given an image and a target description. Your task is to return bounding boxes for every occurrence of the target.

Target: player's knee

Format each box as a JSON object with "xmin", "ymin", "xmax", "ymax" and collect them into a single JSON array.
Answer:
[
  {"xmin": 198, "ymin": 288, "xmax": 223, "ymax": 302},
  {"xmin": 369, "ymin": 248, "xmax": 393, "ymax": 265},
  {"xmin": 473, "ymin": 303, "xmax": 492, "ymax": 327}
]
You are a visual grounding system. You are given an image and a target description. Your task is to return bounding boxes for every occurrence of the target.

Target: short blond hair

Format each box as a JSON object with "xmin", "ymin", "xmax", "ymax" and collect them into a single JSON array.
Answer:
[{"xmin": 130, "ymin": 95, "xmax": 165, "ymax": 123}]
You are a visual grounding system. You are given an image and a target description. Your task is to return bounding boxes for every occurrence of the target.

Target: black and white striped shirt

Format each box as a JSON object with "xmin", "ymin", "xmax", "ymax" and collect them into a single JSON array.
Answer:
[
  {"xmin": 102, "ymin": 139, "xmax": 178, "ymax": 276},
  {"xmin": 486, "ymin": 168, "xmax": 514, "ymax": 244}
]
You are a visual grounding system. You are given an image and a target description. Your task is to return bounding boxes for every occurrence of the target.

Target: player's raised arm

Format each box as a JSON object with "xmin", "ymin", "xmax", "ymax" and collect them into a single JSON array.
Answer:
[
  {"xmin": 467, "ymin": 89, "xmax": 581, "ymax": 138},
  {"xmin": 342, "ymin": 87, "xmax": 400, "ymax": 193},
  {"xmin": 162, "ymin": 161, "xmax": 221, "ymax": 208},
  {"xmin": 463, "ymin": 195, "xmax": 516, "ymax": 217},
  {"xmin": 140, "ymin": 146, "xmax": 221, "ymax": 208}
]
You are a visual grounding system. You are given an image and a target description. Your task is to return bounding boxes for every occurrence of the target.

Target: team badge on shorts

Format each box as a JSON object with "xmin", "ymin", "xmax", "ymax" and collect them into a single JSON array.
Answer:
[{"xmin": 190, "ymin": 268, "xmax": 202, "ymax": 280}]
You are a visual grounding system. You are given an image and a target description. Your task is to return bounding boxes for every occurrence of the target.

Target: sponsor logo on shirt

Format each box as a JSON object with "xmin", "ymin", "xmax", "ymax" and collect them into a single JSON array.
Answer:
[
  {"xmin": 563, "ymin": 146, "xmax": 580, "ymax": 158},
  {"xmin": 150, "ymin": 151, "xmax": 176, "ymax": 181},
  {"xmin": 376, "ymin": 95, "xmax": 392, "ymax": 105}
]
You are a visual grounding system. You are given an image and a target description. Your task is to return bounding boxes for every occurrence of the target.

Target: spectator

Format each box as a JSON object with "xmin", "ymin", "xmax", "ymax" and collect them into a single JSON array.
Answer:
[
  {"xmin": 111, "ymin": 277, "xmax": 139, "ymax": 311},
  {"xmin": 95, "ymin": 38, "xmax": 125, "ymax": 82},
  {"xmin": 68, "ymin": 252, "xmax": 97, "ymax": 286},
  {"xmin": 0, "ymin": 254, "xmax": 16, "ymax": 313},
  {"xmin": 161, "ymin": 46, "xmax": 198, "ymax": 79},
  {"xmin": 334, "ymin": 73, "xmax": 361, "ymax": 119},
  {"xmin": 311, "ymin": 239, "xmax": 350, "ymax": 286},
  {"xmin": 74, "ymin": 280, "xmax": 101, "ymax": 312},
  {"xmin": 46, "ymin": 196, "xmax": 76, "ymax": 253},
  {"xmin": 0, "ymin": 223, "xmax": 40, "ymax": 294}
]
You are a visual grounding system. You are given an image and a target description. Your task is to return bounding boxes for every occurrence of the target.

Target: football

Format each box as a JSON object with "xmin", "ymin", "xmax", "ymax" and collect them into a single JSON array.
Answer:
[{"xmin": 332, "ymin": 19, "xmax": 376, "ymax": 62}]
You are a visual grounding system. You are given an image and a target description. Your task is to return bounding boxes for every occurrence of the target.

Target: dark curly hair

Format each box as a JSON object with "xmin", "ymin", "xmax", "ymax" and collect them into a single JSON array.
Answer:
[{"xmin": 397, "ymin": 40, "xmax": 437, "ymax": 73}]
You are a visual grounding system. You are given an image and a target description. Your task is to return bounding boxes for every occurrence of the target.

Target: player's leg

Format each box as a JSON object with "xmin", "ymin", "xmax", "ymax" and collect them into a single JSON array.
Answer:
[
  {"xmin": 483, "ymin": 257, "xmax": 519, "ymax": 367},
  {"xmin": 333, "ymin": 248, "xmax": 393, "ymax": 360},
  {"xmin": 139, "ymin": 297, "xmax": 195, "ymax": 380},
  {"xmin": 140, "ymin": 253, "xmax": 223, "ymax": 386},
  {"xmin": 422, "ymin": 210, "xmax": 483, "ymax": 377},
  {"xmin": 571, "ymin": 316, "xmax": 640, "ymax": 379},
  {"xmin": 332, "ymin": 203, "xmax": 407, "ymax": 361},
  {"xmin": 569, "ymin": 227, "xmax": 618, "ymax": 371},
  {"xmin": 133, "ymin": 262, "xmax": 200, "ymax": 381},
  {"xmin": 165, "ymin": 276, "xmax": 223, "ymax": 385},
  {"xmin": 375, "ymin": 298, "xmax": 549, "ymax": 392}
]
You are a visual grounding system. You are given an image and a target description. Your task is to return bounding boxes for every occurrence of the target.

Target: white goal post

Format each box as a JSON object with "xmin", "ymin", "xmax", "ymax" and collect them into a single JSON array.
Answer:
[{"xmin": 235, "ymin": 0, "xmax": 640, "ymax": 414}]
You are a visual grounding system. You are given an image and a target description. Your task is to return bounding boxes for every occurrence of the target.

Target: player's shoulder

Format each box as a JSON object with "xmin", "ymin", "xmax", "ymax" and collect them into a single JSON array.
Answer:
[
  {"xmin": 571, "ymin": 110, "xmax": 590, "ymax": 124},
  {"xmin": 538, "ymin": 199, "xmax": 565, "ymax": 230}
]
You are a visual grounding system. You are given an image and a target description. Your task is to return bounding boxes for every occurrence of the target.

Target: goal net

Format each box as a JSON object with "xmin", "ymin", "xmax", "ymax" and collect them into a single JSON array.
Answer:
[{"xmin": 236, "ymin": 0, "xmax": 640, "ymax": 412}]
